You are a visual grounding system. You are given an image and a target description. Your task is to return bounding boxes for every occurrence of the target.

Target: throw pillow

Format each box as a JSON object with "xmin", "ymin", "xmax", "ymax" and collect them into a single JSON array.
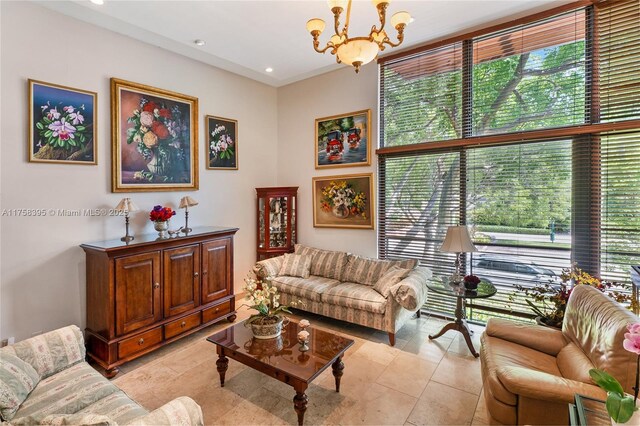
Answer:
[
  {"xmin": 294, "ymin": 244, "xmax": 348, "ymax": 280},
  {"xmin": 342, "ymin": 255, "xmax": 393, "ymax": 286},
  {"xmin": 0, "ymin": 352, "xmax": 40, "ymax": 421},
  {"xmin": 373, "ymin": 266, "xmax": 411, "ymax": 298},
  {"xmin": 278, "ymin": 254, "xmax": 312, "ymax": 278}
]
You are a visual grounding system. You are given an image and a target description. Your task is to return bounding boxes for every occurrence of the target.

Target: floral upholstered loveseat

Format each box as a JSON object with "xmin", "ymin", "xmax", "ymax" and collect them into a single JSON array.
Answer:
[
  {"xmin": 255, "ymin": 244, "xmax": 431, "ymax": 345},
  {"xmin": 0, "ymin": 325, "xmax": 203, "ymax": 425}
]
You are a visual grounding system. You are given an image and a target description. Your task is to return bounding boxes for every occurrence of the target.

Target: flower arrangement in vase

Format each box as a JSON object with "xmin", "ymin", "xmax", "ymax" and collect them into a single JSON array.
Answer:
[
  {"xmin": 463, "ymin": 274, "xmax": 481, "ymax": 290},
  {"xmin": 589, "ymin": 323, "xmax": 640, "ymax": 423},
  {"xmin": 149, "ymin": 205, "xmax": 176, "ymax": 238},
  {"xmin": 243, "ymin": 275, "xmax": 301, "ymax": 339},
  {"xmin": 320, "ymin": 180, "xmax": 367, "ymax": 219}
]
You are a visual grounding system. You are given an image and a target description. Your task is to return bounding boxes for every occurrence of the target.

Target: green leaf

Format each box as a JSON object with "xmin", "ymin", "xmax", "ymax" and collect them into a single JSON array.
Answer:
[
  {"xmin": 76, "ymin": 125, "xmax": 85, "ymax": 131},
  {"xmin": 606, "ymin": 392, "xmax": 637, "ymax": 423},
  {"xmin": 590, "ymin": 369, "xmax": 625, "ymax": 396},
  {"xmin": 44, "ymin": 130, "xmax": 53, "ymax": 138},
  {"xmin": 43, "ymin": 117, "xmax": 51, "ymax": 124},
  {"xmin": 35, "ymin": 122, "xmax": 44, "ymax": 130}
]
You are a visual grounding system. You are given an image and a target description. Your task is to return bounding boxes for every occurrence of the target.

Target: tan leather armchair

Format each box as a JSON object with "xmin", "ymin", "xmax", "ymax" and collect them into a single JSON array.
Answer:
[{"xmin": 480, "ymin": 285, "xmax": 639, "ymax": 425}]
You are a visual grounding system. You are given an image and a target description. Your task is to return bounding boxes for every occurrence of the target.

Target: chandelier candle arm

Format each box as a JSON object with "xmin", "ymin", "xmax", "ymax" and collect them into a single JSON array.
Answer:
[{"xmin": 307, "ymin": 0, "xmax": 410, "ymax": 73}]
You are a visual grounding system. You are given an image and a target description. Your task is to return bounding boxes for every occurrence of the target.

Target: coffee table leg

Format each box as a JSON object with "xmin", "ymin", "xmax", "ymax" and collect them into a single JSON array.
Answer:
[
  {"xmin": 293, "ymin": 384, "xmax": 308, "ymax": 426},
  {"xmin": 216, "ymin": 350, "xmax": 229, "ymax": 387},
  {"xmin": 332, "ymin": 356, "xmax": 345, "ymax": 392}
]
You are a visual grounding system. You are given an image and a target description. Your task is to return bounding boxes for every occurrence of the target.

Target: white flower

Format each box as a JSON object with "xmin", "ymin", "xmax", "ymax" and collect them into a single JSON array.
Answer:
[
  {"xmin": 140, "ymin": 111, "xmax": 154, "ymax": 127},
  {"xmin": 63, "ymin": 105, "xmax": 75, "ymax": 113},
  {"xmin": 134, "ymin": 109, "xmax": 140, "ymax": 116},
  {"xmin": 47, "ymin": 108, "xmax": 61, "ymax": 120},
  {"xmin": 133, "ymin": 134, "xmax": 142, "ymax": 144},
  {"xmin": 69, "ymin": 111, "xmax": 84, "ymax": 125}
]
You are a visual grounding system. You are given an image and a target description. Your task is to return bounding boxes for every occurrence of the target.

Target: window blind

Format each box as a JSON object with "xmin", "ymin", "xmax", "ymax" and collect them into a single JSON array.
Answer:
[{"xmin": 596, "ymin": 0, "xmax": 640, "ymax": 122}]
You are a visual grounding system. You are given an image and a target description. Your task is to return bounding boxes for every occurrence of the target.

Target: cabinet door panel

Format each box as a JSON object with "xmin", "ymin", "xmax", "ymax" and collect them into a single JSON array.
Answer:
[
  {"xmin": 202, "ymin": 238, "xmax": 232, "ymax": 304},
  {"xmin": 115, "ymin": 252, "xmax": 161, "ymax": 335},
  {"xmin": 163, "ymin": 244, "xmax": 200, "ymax": 317}
]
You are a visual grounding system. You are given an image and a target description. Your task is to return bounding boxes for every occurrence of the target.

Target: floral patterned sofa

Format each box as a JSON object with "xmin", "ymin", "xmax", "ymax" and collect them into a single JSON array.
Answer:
[
  {"xmin": 255, "ymin": 245, "xmax": 431, "ymax": 345},
  {"xmin": 0, "ymin": 325, "xmax": 203, "ymax": 425}
]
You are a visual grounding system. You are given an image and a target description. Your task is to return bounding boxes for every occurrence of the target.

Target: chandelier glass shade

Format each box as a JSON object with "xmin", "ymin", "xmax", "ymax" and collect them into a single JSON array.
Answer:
[{"xmin": 306, "ymin": 0, "xmax": 411, "ymax": 73}]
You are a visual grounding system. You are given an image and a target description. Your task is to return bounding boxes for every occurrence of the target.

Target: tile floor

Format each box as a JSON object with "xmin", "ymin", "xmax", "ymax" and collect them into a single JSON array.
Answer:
[{"xmin": 109, "ymin": 304, "xmax": 491, "ymax": 425}]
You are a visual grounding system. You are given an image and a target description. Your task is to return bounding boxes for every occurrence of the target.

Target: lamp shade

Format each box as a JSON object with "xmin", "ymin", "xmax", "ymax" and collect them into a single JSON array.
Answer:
[
  {"xmin": 179, "ymin": 196, "xmax": 199, "ymax": 209},
  {"xmin": 336, "ymin": 39, "xmax": 380, "ymax": 68},
  {"xmin": 390, "ymin": 11, "xmax": 411, "ymax": 28},
  {"xmin": 114, "ymin": 198, "xmax": 139, "ymax": 212},
  {"xmin": 306, "ymin": 18, "xmax": 326, "ymax": 34},
  {"xmin": 327, "ymin": 0, "xmax": 348, "ymax": 11},
  {"xmin": 440, "ymin": 226, "xmax": 478, "ymax": 253}
]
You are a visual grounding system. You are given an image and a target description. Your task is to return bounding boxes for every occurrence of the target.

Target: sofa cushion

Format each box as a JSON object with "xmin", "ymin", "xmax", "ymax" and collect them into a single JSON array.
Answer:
[
  {"xmin": 294, "ymin": 245, "xmax": 348, "ymax": 280},
  {"xmin": 373, "ymin": 266, "xmax": 410, "ymax": 298},
  {"xmin": 556, "ymin": 342, "xmax": 594, "ymax": 384},
  {"xmin": 0, "ymin": 352, "xmax": 40, "ymax": 421},
  {"xmin": 11, "ymin": 413, "xmax": 116, "ymax": 425},
  {"xmin": 78, "ymin": 390, "xmax": 148, "ymax": 425},
  {"xmin": 480, "ymin": 333, "xmax": 563, "ymax": 406},
  {"xmin": 342, "ymin": 255, "xmax": 394, "ymax": 286},
  {"xmin": 278, "ymin": 254, "xmax": 312, "ymax": 278},
  {"xmin": 389, "ymin": 267, "xmax": 431, "ymax": 310},
  {"xmin": 271, "ymin": 275, "xmax": 341, "ymax": 302},
  {"xmin": 321, "ymin": 282, "xmax": 388, "ymax": 314},
  {"xmin": 13, "ymin": 362, "xmax": 120, "ymax": 423},
  {"xmin": 4, "ymin": 326, "xmax": 85, "ymax": 379}
]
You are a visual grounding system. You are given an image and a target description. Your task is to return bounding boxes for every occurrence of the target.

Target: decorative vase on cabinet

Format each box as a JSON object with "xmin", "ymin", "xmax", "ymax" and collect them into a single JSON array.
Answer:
[{"xmin": 256, "ymin": 187, "xmax": 298, "ymax": 261}]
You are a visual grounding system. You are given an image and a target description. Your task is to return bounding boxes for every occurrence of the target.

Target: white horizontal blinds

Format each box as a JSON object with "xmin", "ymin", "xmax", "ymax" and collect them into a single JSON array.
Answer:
[
  {"xmin": 472, "ymin": 10, "xmax": 588, "ymax": 136},
  {"xmin": 466, "ymin": 140, "xmax": 573, "ymax": 317},
  {"xmin": 597, "ymin": 0, "xmax": 640, "ymax": 123},
  {"xmin": 380, "ymin": 43, "xmax": 463, "ymax": 148},
  {"xmin": 378, "ymin": 152, "xmax": 461, "ymax": 316},
  {"xmin": 600, "ymin": 130, "xmax": 640, "ymax": 283}
]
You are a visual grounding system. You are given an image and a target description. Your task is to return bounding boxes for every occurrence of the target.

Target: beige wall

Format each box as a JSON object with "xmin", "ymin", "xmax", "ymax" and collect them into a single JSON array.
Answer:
[
  {"xmin": 0, "ymin": 2, "xmax": 278, "ymax": 341},
  {"xmin": 276, "ymin": 66, "xmax": 378, "ymax": 256}
]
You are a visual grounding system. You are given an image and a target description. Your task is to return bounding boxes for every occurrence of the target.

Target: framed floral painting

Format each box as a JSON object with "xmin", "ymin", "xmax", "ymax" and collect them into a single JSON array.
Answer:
[
  {"xmin": 312, "ymin": 173, "xmax": 374, "ymax": 229},
  {"xmin": 206, "ymin": 115, "xmax": 238, "ymax": 170},
  {"xmin": 111, "ymin": 78, "xmax": 198, "ymax": 192},
  {"xmin": 315, "ymin": 109, "xmax": 371, "ymax": 169},
  {"xmin": 29, "ymin": 79, "xmax": 97, "ymax": 164}
]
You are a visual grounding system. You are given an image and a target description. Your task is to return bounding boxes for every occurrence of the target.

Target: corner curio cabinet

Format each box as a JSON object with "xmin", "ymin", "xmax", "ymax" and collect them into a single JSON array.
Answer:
[{"xmin": 256, "ymin": 187, "xmax": 298, "ymax": 261}]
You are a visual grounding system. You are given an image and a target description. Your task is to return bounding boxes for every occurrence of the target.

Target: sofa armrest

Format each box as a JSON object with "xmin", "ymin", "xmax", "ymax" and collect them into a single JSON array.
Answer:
[
  {"xmin": 485, "ymin": 318, "xmax": 567, "ymax": 356},
  {"xmin": 126, "ymin": 397, "xmax": 203, "ymax": 426},
  {"xmin": 4, "ymin": 325, "xmax": 86, "ymax": 378},
  {"xmin": 253, "ymin": 256, "xmax": 284, "ymax": 279},
  {"xmin": 497, "ymin": 366, "xmax": 605, "ymax": 404},
  {"xmin": 389, "ymin": 267, "xmax": 431, "ymax": 311}
]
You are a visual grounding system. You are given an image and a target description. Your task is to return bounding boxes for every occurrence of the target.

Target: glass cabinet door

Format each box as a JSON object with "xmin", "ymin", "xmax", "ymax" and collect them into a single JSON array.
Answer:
[
  {"xmin": 268, "ymin": 196, "xmax": 288, "ymax": 248},
  {"xmin": 258, "ymin": 197, "xmax": 266, "ymax": 249}
]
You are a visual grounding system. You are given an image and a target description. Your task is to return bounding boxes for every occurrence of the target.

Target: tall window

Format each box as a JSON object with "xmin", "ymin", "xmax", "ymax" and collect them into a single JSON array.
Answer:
[{"xmin": 378, "ymin": 0, "xmax": 640, "ymax": 321}]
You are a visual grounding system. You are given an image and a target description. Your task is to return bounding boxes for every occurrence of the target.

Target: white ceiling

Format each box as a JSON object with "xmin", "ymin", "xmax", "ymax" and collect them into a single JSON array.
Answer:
[{"xmin": 38, "ymin": 0, "xmax": 573, "ymax": 87}]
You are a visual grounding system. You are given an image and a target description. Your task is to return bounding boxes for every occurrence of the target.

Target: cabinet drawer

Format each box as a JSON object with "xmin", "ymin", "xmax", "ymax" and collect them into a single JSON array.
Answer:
[
  {"xmin": 118, "ymin": 327, "xmax": 163, "ymax": 359},
  {"xmin": 202, "ymin": 300, "xmax": 233, "ymax": 323},
  {"xmin": 164, "ymin": 312, "xmax": 201, "ymax": 339}
]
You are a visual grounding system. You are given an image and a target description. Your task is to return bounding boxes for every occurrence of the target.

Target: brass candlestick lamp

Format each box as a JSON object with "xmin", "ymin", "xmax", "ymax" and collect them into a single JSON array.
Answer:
[
  {"xmin": 114, "ymin": 198, "xmax": 139, "ymax": 243},
  {"xmin": 179, "ymin": 196, "xmax": 198, "ymax": 234}
]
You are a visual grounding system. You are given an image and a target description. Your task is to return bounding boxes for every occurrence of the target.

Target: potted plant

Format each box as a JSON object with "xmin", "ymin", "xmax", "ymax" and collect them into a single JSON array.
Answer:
[
  {"xmin": 463, "ymin": 274, "xmax": 481, "ymax": 290},
  {"xmin": 242, "ymin": 275, "xmax": 300, "ymax": 339},
  {"xmin": 589, "ymin": 323, "xmax": 640, "ymax": 424},
  {"xmin": 149, "ymin": 205, "xmax": 176, "ymax": 238},
  {"xmin": 512, "ymin": 265, "xmax": 633, "ymax": 328}
]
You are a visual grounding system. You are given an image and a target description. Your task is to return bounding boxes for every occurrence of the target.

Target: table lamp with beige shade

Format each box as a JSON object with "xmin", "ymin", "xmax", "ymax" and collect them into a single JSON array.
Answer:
[
  {"xmin": 179, "ymin": 196, "xmax": 198, "ymax": 234},
  {"xmin": 440, "ymin": 225, "xmax": 478, "ymax": 284},
  {"xmin": 114, "ymin": 198, "xmax": 139, "ymax": 243}
]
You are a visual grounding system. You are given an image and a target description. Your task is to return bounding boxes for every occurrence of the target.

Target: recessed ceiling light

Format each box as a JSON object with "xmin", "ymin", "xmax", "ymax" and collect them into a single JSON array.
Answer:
[
  {"xmin": 265, "ymin": 67, "xmax": 274, "ymax": 73},
  {"xmin": 90, "ymin": 0, "xmax": 104, "ymax": 4},
  {"xmin": 194, "ymin": 39, "xmax": 206, "ymax": 46}
]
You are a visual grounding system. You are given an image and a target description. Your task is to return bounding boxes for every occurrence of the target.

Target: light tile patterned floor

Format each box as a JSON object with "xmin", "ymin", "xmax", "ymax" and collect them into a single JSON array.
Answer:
[{"xmin": 108, "ymin": 304, "xmax": 490, "ymax": 425}]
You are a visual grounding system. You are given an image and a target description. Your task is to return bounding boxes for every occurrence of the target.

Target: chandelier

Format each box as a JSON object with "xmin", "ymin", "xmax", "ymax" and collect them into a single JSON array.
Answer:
[{"xmin": 306, "ymin": 0, "xmax": 411, "ymax": 73}]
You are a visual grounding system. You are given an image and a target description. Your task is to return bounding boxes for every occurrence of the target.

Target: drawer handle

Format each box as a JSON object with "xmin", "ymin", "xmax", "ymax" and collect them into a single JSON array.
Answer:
[
  {"xmin": 180, "ymin": 321, "xmax": 187, "ymax": 328},
  {"xmin": 153, "ymin": 283, "xmax": 160, "ymax": 289},
  {"xmin": 138, "ymin": 338, "xmax": 145, "ymax": 345},
  {"xmin": 194, "ymin": 272, "xmax": 199, "ymax": 277}
]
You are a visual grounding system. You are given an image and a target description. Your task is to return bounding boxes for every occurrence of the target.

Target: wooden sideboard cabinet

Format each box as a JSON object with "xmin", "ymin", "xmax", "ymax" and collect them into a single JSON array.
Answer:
[{"xmin": 81, "ymin": 226, "xmax": 238, "ymax": 377}]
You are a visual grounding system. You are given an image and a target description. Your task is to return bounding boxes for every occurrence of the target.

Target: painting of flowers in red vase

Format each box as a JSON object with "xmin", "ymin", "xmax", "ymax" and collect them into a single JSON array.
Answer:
[
  {"xmin": 111, "ymin": 78, "xmax": 198, "ymax": 192},
  {"xmin": 29, "ymin": 79, "xmax": 97, "ymax": 164}
]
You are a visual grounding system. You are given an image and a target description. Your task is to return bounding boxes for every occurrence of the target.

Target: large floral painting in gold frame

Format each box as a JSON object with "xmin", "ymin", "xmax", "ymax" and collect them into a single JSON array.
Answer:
[
  {"xmin": 111, "ymin": 78, "xmax": 198, "ymax": 192},
  {"xmin": 312, "ymin": 173, "xmax": 374, "ymax": 229}
]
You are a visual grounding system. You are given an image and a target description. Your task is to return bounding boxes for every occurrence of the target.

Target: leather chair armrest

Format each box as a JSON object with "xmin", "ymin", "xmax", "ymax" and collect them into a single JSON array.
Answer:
[
  {"xmin": 486, "ymin": 317, "xmax": 567, "ymax": 356},
  {"xmin": 497, "ymin": 366, "xmax": 605, "ymax": 404}
]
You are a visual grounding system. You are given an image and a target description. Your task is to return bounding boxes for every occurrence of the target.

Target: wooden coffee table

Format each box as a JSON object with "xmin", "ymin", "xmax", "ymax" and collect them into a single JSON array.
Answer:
[{"xmin": 207, "ymin": 320, "xmax": 354, "ymax": 425}]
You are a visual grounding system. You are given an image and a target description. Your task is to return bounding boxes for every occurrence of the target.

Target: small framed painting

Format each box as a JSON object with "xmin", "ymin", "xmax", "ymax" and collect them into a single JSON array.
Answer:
[
  {"xmin": 29, "ymin": 79, "xmax": 97, "ymax": 164},
  {"xmin": 315, "ymin": 109, "xmax": 371, "ymax": 169},
  {"xmin": 206, "ymin": 115, "xmax": 238, "ymax": 170},
  {"xmin": 111, "ymin": 78, "xmax": 198, "ymax": 192},
  {"xmin": 312, "ymin": 173, "xmax": 374, "ymax": 229}
]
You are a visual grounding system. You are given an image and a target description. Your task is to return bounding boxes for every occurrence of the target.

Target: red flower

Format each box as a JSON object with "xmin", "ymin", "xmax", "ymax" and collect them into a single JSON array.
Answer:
[
  {"xmin": 149, "ymin": 205, "xmax": 176, "ymax": 222},
  {"xmin": 143, "ymin": 101, "xmax": 157, "ymax": 113},
  {"xmin": 151, "ymin": 121, "xmax": 170, "ymax": 140},
  {"xmin": 464, "ymin": 274, "xmax": 481, "ymax": 285},
  {"xmin": 159, "ymin": 108, "xmax": 172, "ymax": 119}
]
